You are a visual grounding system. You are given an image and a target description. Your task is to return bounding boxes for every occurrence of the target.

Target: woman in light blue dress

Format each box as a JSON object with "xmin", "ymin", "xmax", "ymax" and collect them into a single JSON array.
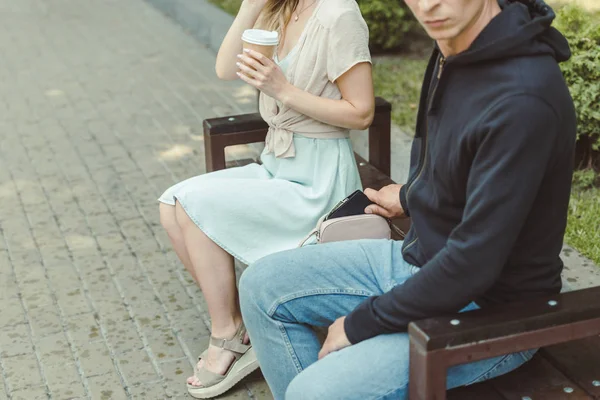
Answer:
[{"xmin": 158, "ymin": 0, "xmax": 374, "ymax": 396}]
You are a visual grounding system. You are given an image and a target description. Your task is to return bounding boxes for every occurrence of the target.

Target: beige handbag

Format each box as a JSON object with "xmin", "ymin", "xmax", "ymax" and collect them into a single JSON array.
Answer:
[{"xmin": 298, "ymin": 213, "xmax": 401, "ymax": 247}]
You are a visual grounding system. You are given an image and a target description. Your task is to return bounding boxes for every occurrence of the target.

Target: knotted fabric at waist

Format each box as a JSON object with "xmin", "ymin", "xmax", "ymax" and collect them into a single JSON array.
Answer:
[{"xmin": 265, "ymin": 126, "xmax": 350, "ymax": 158}]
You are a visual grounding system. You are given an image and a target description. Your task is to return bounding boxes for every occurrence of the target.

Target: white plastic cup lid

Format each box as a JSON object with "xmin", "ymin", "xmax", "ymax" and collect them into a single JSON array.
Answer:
[{"xmin": 242, "ymin": 29, "xmax": 279, "ymax": 46}]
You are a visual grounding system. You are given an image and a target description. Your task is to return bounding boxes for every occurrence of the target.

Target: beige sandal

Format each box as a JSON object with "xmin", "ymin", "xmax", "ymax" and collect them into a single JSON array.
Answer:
[{"xmin": 187, "ymin": 323, "xmax": 259, "ymax": 399}]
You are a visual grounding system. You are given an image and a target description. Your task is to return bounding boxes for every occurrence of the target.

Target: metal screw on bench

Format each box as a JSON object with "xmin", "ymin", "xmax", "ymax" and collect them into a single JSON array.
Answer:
[
  {"xmin": 593, "ymin": 380, "xmax": 600, "ymax": 387},
  {"xmin": 359, "ymin": 162, "xmax": 366, "ymax": 166},
  {"xmin": 548, "ymin": 300, "xmax": 558, "ymax": 306},
  {"xmin": 563, "ymin": 387, "xmax": 574, "ymax": 393},
  {"xmin": 450, "ymin": 319, "xmax": 460, "ymax": 326},
  {"xmin": 228, "ymin": 117, "xmax": 235, "ymax": 121}
]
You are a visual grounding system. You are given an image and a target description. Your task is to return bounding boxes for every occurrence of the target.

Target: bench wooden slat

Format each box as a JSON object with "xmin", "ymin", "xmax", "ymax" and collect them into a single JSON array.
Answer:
[
  {"xmin": 541, "ymin": 336, "xmax": 600, "ymax": 398},
  {"xmin": 488, "ymin": 354, "xmax": 592, "ymax": 399},
  {"xmin": 447, "ymin": 382, "xmax": 504, "ymax": 400},
  {"xmin": 449, "ymin": 337, "xmax": 600, "ymax": 399}
]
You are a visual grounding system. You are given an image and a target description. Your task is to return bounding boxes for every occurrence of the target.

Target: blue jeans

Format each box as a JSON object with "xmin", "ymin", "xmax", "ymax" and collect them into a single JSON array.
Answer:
[{"xmin": 239, "ymin": 239, "xmax": 536, "ymax": 400}]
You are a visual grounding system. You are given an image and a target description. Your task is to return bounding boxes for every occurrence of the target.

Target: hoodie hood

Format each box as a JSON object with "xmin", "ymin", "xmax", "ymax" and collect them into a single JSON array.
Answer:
[{"xmin": 451, "ymin": 0, "xmax": 571, "ymax": 65}]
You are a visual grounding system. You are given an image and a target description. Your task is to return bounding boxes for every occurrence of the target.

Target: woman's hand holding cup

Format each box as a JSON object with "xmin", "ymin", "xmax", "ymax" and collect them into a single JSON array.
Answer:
[
  {"xmin": 236, "ymin": 29, "xmax": 290, "ymax": 101},
  {"xmin": 236, "ymin": 49, "xmax": 290, "ymax": 101}
]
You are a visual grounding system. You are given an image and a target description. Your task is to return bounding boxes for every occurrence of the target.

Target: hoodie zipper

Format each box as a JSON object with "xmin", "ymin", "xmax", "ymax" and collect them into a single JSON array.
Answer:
[
  {"xmin": 402, "ymin": 54, "xmax": 445, "ymax": 255},
  {"xmin": 437, "ymin": 56, "xmax": 446, "ymax": 79}
]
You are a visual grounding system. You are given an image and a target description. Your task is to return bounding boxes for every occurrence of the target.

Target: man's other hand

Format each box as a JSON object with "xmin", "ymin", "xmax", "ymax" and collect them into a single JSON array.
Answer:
[{"xmin": 318, "ymin": 317, "xmax": 351, "ymax": 359}]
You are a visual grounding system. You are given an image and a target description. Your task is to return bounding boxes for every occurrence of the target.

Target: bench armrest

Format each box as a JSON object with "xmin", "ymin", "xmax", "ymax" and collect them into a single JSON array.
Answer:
[
  {"xmin": 203, "ymin": 97, "xmax": 392, "ymax": 174},
  {"xmin": 407, "ymin": 287, "xmax": 600, "ymax": 399}
]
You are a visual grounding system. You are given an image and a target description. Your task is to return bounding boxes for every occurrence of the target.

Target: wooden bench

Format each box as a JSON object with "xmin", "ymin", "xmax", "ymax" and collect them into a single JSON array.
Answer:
[{"xmin": 203, "ymin": 97, "xmax": 600, "ymax": 399}]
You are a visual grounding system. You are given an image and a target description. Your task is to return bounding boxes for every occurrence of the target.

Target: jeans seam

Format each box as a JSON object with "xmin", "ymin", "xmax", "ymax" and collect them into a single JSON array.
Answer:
[
  {"xmin": 466, "ymin": 353, "xmax": 514, "ymax": 385},
  {"xmin": 374, "ymin": 386, "xmax": 404, "ymax": 400},
  {"xmin": 276, "ymin": 321, "xmax": 303, "ymax": 373},
  {"xmin": 267, "ymin": 288, "xmax": 374, "ymax": 317}
]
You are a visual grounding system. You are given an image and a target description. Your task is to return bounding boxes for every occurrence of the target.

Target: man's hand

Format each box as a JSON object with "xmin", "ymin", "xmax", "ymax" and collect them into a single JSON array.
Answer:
[
  {"xmin": 364, "ymin": 184, "xmax": 405, "ymax": 218},
  {"xmin": 318, "ymin": 317, "xmax": 351, "ymax": 359}
]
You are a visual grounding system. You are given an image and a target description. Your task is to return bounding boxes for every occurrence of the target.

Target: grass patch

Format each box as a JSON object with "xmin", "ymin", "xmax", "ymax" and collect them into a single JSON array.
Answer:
[
  {"xmin": 566, "ymin": 187, "xmax": 600, "ymax": 265},
  {"xmin": 372, "ymin": 56, "xmax": 428, "ymax": 134},
  {"xmin": 566, "ymin": 172, "xmax": 600, "ymax": 265},
  {"xmin": 208, "ymin": 0, "xmax": 241, "ymax": 15}
]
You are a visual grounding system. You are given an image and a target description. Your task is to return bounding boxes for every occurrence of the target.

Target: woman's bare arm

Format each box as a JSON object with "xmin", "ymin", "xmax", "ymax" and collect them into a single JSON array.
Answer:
[
  {"xmin": 280, "ymin": 62, "xmax": 375, "ymax": 130},
  {"xmin": 238, "ymin": 49, "xmax": 375, "ymax": 130},
  {"xmin": 215, "ymin": 0, "xmax": 266, "ymax": 80}
]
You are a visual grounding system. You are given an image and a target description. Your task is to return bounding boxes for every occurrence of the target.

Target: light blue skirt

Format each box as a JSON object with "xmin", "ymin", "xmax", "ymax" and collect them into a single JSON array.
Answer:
[{"xmin": 158, "ymin": 134, "xmax": 362, "ymax": 265}]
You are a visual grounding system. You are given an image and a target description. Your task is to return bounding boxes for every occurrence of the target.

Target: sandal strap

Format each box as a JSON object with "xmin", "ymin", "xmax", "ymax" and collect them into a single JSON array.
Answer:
[
  {"xmin": 193, "ymin": 365, "xmax": 226, "ymax": 387},
  {"xmin": 209, "ymin": 322, "xmax": 250, "ymax": 357},
  {"xmin": 210, "ymin": 337, "xmax": 251, "ymax": 356}
]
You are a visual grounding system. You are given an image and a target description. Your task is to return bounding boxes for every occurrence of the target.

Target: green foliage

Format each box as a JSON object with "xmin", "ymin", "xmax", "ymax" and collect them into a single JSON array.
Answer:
[
  {"xmin": 554, "ymin": 5, "xmax": 600, "ymax": 167},
  {"xmin": 572, "ymin": 169, "xmax": 599, "ymax": 190},
  {"xmin": 211, "ymin": 0, "xmax": 242, "ymax": 16},
  {"xmin": 356, "ymin": 0, "xmax": 421, "ymax": 52},
  {"xmin": 566, "ymin": 185, "xmax": 600, "ymax": 266},
  {"xmin": 372, "ymin": 57, "xmax": 428, "ymax": 133},
  {"xmin": 208, "ymin": 0, "xmax": 422, "ymax": 53},
  {"xmin": 555, "ymin": 5, "xmax": 600, "ymax": 266}
]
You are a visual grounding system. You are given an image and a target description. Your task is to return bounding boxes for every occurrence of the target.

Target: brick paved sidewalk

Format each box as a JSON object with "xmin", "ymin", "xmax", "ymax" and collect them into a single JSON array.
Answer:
[{"xmin": 0, "ymin": 0, "xmax": 265, "ymax": 398}]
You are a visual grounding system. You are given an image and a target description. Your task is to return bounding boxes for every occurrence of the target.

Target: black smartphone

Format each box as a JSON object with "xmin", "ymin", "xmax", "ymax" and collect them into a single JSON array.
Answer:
[{"xmin": 325, "ymin": 190, "xmax": 374, "ymax": 220}]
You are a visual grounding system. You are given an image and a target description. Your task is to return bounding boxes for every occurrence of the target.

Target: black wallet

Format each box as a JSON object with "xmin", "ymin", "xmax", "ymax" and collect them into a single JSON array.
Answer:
[{"xmin": 325, "ymin": 190, "xmax": 375, "ymax": 221}]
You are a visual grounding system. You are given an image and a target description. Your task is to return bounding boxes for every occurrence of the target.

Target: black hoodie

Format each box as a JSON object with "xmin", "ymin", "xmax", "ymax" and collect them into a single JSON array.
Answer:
[{"xmin": 345, "ymin": 0, "xmax": 577, "ymax": 343}]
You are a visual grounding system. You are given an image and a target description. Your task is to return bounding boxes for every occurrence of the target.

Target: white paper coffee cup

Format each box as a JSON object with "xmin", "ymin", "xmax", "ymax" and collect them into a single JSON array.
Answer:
[{"xmin": 242, "ymin": 29, "xmax": 279, "ymax": 58}]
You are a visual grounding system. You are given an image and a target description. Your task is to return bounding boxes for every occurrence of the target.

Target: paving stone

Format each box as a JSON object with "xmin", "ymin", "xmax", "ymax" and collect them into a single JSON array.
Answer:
[
  {"xmin": 103, "ymin": 317, "xmax": 144, "ymax": 355},
  {"xmin": 157, "ymin": 285, "xmax": 195, "ymax": 316},
  {"xmin": 78, "ymin": 341, "xmax": 116, "ymax": 378},
  {"xmin": 116, "ymin": 349, "xmax": 159, "ymax": 386},
  {"xmin": 66, "ymin": 312, "xmax": 101, "ymax": 347},
  {"xmin": 128, "ymin": 381, "xmax": 167, "ymax": 400},
  {"xmin": 38, "ymin": 246, "xmax": 71, "ymax": 267},
  {"xmin": 0, "ymin": 297, "xmax": 25, "ymax": 327},
  {"xmin": 35, "ymin": 332, "xmax": 73, "ymax": 366},
  {"xmin": 87, "ymin": 373, "xmax": 128, "ymax": 400},
  {"xmin": 160, "ymin": 358, "xmax": 191, "ymax": 398},
  {"xmin": 86, "ymin": 213, "xmax": 120, "ymax": 236},
  {"xmin": 9, "ymin": 386, "xmax": 48, "ymax": 400},
  {"xmin": 48, "ymin": 382, "xmax": 86, "ymax": 400},
  {"xmin": 46, "ymin": 264, "xmax": 82, "ymax": 296},
  {"xmin": 8, "ymin": 250, "xmax": 42, "ymax": 270},
  {"xmin": 144, "ymin": 327, "xmax": 185, "ymax": 363},
  {"xmin": 28, "ymin": 304, "xmax": 63, "ymax": 338},
  {"xmin": 56, "ymin": 288, "xmax": 93, "ymax": 316},
  {"xmin": 3, "ymin": 353, "xmax": 42, "ymax": 390},
  {"xmin": 44, "ymin": 362, "xmax": 82, "ymax": 391},
  {"xmin": 170, "ymin": 308, "xmax": 210, "ymax": 339},
  {"xmin": 0, "ymin": 324, "xmax": 33, "ymax": 357},
  {"xmin": 215, "ymin": 384, "xmax": 253, "ymax": 399},
  {"xmin": 20, "ymin": 279, "xmax": 55, "ymax": 311},
  {"xmin": 246, "ymin": 371, "xmax": 273, "ymax": 399},
  {"xmin": 96, "ymin": 234, "xmax": 132, "ymax": 260}
]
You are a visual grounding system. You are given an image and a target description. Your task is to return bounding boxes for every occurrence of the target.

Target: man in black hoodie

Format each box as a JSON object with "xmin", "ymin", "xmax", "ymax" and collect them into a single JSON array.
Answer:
[{"xmin": 239, "ymin": 1, "xmax": 577, "ymax": 398}]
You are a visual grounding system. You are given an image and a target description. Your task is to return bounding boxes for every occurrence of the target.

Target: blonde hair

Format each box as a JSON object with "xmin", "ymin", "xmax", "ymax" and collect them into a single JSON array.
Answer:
[{"xmin": 256, "ymin": 0, "xmax": 300, "ymax": 40}]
